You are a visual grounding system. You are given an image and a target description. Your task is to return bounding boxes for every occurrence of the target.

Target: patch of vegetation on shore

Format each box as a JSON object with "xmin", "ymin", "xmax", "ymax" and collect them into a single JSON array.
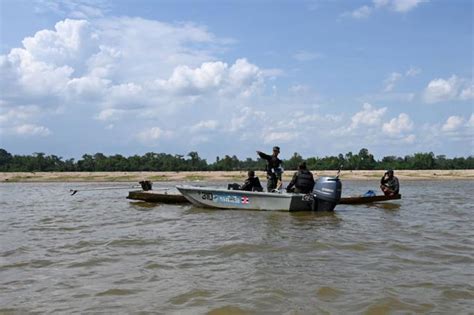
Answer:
[
  {"xmin": 147, "ymin": 175, "xmax": 169, "ymax": 181},
  {"xmin": 185, "ymin": 175, "xmax": 205, "ymax": 181}
]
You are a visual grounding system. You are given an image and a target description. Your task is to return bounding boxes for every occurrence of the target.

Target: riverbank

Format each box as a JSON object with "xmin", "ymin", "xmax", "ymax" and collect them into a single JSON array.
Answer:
[{"xmin": 1, "ymin": 170, "xmax": 473, "ymax": 182}]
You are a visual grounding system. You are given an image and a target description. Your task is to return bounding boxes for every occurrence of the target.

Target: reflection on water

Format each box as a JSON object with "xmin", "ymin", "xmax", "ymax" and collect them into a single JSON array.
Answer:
[{"xmin": 0, "ymin": 180, "xmax": 473, "ymax": 313}]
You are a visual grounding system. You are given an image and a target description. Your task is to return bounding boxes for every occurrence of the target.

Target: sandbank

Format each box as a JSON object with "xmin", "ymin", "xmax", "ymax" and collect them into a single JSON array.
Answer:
[{"xmin": 1, "ymin": 170, "xmax": 472, "ymax": 182}]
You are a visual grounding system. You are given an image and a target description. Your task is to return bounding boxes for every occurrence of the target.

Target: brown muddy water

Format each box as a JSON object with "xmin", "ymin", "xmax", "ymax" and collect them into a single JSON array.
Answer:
[{"xmin": 0, "ymin": 180, "xmax": 473, "ymax": 314}]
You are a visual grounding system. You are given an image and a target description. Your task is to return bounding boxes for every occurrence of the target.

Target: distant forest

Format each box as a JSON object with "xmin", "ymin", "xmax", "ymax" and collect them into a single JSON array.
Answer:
[{"xmin": 1, "ymin": 148, "xmax": 473, "ymax": 172}]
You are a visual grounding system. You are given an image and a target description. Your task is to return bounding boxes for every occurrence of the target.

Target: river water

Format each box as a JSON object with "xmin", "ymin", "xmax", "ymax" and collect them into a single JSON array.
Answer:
[{"xmin": 1, "ymin": 180, "xmax": 473, "ymax": 314}]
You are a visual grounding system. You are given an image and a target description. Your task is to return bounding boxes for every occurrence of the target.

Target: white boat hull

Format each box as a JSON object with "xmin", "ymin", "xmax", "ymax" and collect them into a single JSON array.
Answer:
[{"xmin": 176, "ymin": 185, "xmax": 313, "ymax": 211}]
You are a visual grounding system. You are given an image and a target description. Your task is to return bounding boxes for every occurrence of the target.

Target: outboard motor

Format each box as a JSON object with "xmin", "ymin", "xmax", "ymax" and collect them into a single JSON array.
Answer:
[
  {"xmin": 312, "ymin": 177, "xmax": 342, "ymax": 211},
  {"xmin": 139, "ymin": 180, "xmax": 153, "ymax": 191}
]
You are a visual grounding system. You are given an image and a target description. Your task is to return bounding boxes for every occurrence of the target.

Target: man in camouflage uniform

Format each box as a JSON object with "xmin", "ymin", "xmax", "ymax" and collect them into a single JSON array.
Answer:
[{"xmin": 257, "ymin": 146, "xmax": 283, "ymax": 192}]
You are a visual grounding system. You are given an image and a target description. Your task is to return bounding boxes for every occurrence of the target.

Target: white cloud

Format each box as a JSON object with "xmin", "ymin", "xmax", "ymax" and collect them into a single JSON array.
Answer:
[
  {"xmin": 345, "ymin": 0, "xmax": 428, "ymax": 19},
  {"xmin": 0, "ymin": 106, "xmax": 40, "ymax": 125},
  {"xmin": 382, "ymin": 67, "xmax": 420, "ymax": 92},
  {"xmin": 0, "ymin": 17, "xmax": 226, "ymax": 104},
  {"xmin": 350, "ymin": 103, "xmax": 387, "ymax": 129},
  {"xmin": 423, "ymin": 76, "xmax": 459, "ymax": 103},
  {"xmin": 289, "ymin": 84, "xmax": 311, "ymax": 93},
  {"xmin": 384, "ymin": 72, "xmax": 402, "ymax": 92},
  {"xmin": 382, "ymin": 113, "xmax": 414, "ymax": 136},
  {"xmin": 228, "ymin": 106, "xmax": 267, "ymax": 133},
  {"xmin": 191, "ymin": 120, "xmax": 219, "ymax": 131},
  {"xmin": 22, "ymin": 19, "xmax": 96, "ymax": 67},
  {"xmin": 156, "ymin": 59, "xmax": 263, "ymax": 97},
  {"xmin": 263, "ymin": 131, "xmax": 299, "ymax": 144},
  {"xmin": 459, "ymin": 84, "xmax": 474, "ymax": 101},
  {"xmin": 14, "ymin": 124, "xmax": 51, "ymax": 136},
  {"xmin": 468, "ymin": 114, "xmax": 474, "ymax": 128},
  {"xmin": 34, "ymin": 0, "xmax": 109, "ymax": 18},
  {"xmin": 405, "ymin": 67, "xmax": 421, "ymax": 77},
  {"xmin": 422, "ymin": 75, "xmax": 467, "ymax": 103},
  {"xmin": 350, "ymin": 5, "xmax": 373, "ymax": 19},
  {"xmin": 137, "ymin": 127, "xmax": 173, "ymax": 144},
  {"xmin": 0, "ymin": 17, "xmax": 272, "ymax": 134},
  {"xmin": 95, "ymin": 108, "xmax": 125, "ymax": 121},
  {"xmin": 0, "ymin": 105, "xmax": 53, "ymax": 138},
  {"xmin": 157, "ymin": 61, "xmax": 227, "ymax": 95},
  {"xmin": 373, "ymin": 0, "xmax": 390, "ymax": 8},
  {"xmin": 402, "ymin": 134, "xmax": 416, "ymax": 143},
  {"xmin": 442, "ymin": 116, "xmax": 465, "ymax": 132},
  {"xmin": 293, "ymin": 50, "xmax": 323, "ymax": 61},
  {"xmin": 390, "ymin": 0, "xmax": 427, "ymax": 12}
]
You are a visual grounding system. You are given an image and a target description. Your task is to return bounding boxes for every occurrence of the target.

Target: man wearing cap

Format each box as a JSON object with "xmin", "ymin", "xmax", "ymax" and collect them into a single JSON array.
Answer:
[
  {"xmin": 380, "ymin": 169, "xmax": 400, "ymax": 196},
  {"xmin": 286, "ymin": 162, "xmax": 315, "ymax": 194},
  {"xmin": 257, "ymin": 146, "xmax": 283, "ymax": 192}
]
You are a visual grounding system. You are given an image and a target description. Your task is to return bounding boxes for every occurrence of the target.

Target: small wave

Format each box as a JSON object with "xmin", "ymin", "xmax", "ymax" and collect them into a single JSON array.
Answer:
[
  {"xmin": 0, "ymin": 246, "xmax": 31, "ymax": 257},
  {"xmin": 105, "ymin": 238, "xmax": 162, "ymax": 248},
  {"xmin": 316, "ymin": 286, "xmax": 343, "ymax": 301},
  {"xmin": 442, "ymin": 289, "xmax": 474, "ymax": 300},
  {"xmin": 169, "ymin": 289, "xmax": 212, "ymax": 305},
  {"xmin": 95, "ymin": 288, "xmax": 139, "ymax": 296},
  {"xmin": 60, "ymin": 240, "xmax": 107, "ymax": 250},
  {"xmin": 1, "ymin": 259, "xmax": 55, "ymax": 269},
  {"xmin": 67, "ymin": 257, "xmax": 119, "ymax": 268},
  {"xmin": 144, "ymin": 261, "xmax": 175, "ymax": 270},
  {"xmin": 207, "ymin": 305, "xmax": 249, "ymax": 315},
  {"xmin": 362, "ymin": 296, "xmax": 434, "ymax": 314},
  {"xmin": 333, "ymin": 243, "xmax": 369, "ymax": 251},
  {"xmin": 216, "ymin": 243, "xmax": 283, "ymax": 257}
]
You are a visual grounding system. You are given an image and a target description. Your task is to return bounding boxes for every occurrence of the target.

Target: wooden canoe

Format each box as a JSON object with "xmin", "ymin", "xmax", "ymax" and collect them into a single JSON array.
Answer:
[
  {"xmin": 127, "ymin": 190, "xmax": 188, "ymax": 203},
  {"xmin": 340, "ymin": 194, "xmax": 401, "ymax": 204},
  {"xmin": 127, "ymin": 190, "xmax": 401, "ymax": 205}
]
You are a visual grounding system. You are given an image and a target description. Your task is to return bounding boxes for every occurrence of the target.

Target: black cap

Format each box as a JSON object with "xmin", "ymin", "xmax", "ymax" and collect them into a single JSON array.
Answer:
[{"xmin": 273, "ymin": 146, "xmax": 280, "ymax": 152}]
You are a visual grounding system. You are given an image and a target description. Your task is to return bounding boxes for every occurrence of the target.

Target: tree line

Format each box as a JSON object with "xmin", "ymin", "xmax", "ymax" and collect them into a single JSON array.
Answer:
[{"xmin": 0, "ymin": 148, "xmax": 472, "ymax": 172}]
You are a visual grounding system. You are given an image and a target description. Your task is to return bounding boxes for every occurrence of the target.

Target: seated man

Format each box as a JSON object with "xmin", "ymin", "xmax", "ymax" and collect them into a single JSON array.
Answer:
[
  {"xmin": 286, "ymin": 162, "xmax": 315, "ymax": 194},
  {"xmin": 240, "ymin": 170, "xmax": 263, "ymax": 192},
  {"xmin": 380, "ymin": 169, "xmax": 400, "ymax": 196},
  {"xmin": 228, "ymin": 170, "xmax": 263, "ymax": 192}
]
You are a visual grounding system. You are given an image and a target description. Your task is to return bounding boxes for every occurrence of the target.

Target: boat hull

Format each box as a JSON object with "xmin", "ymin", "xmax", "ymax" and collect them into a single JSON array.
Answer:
[
  {"xmin": 127, "ymin": 190, "xmax": 187, "ymax": 203},
  {"xmin": 176, "ymin": 185, "xmax": 312, "ymax": 211},
  {"xmin": 127, "ymin": 188, "xmax": 401, "ymax": 208}
]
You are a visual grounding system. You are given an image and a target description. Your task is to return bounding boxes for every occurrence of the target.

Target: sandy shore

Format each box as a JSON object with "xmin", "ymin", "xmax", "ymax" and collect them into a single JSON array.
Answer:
[{"xmin": 1, "ymin": 170, "xmax": 473, "ymax": 182}]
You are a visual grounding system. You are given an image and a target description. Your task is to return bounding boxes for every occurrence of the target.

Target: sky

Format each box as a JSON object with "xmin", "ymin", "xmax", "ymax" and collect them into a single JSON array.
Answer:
[{"xmin": 0, "ymin": 0, "xmax": 472, "ymax": 161}]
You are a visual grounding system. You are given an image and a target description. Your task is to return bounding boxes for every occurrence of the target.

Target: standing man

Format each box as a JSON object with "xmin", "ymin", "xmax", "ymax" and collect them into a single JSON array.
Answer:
[
  {"xmin": 257, "ymin": 146, "xmax": 283, "ymax": 192},
  {"xmin": 380, "ymin": 169, "xmax": 400, "ymax": 196},
  {"xmin": 286, "ymin": 162, "xmax": 315, "ymax": 194}
]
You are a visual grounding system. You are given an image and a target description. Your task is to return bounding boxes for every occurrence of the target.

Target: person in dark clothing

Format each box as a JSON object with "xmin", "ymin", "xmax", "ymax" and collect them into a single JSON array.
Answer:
[
  {"xmin": 257, "ymin": 146, "xmax": 283, "ymax": 192},
  {"xmin": 380, "ymin": 169, "xmax": 400, "ymax": 196},
  {"xmin": 239, "ymin": 170, "xmax": 263, "ymax": 192},
  {"xmin": 286, "ymin": 162, "xmax": 315, "ymax": 194}
]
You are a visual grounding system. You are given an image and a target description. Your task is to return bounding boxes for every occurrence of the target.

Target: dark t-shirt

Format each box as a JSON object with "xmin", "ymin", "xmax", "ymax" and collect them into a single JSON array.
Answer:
[
  {"xmin": 381, "ymin": 175, "xmax": 399, "ymax": 193},
  {"xmin": 240, "ymin": 177, "xmax": 263, "ymax": 192}
]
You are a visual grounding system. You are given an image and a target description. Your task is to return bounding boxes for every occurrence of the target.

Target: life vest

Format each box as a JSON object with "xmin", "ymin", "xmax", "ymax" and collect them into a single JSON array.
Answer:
[
  {"xmin": 295, "ymin": 170, "xmax": 315, "ymax": 192},
  {"xmin": 265, "ymin": 156, "xmax": 282, "ymax": 175}
]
